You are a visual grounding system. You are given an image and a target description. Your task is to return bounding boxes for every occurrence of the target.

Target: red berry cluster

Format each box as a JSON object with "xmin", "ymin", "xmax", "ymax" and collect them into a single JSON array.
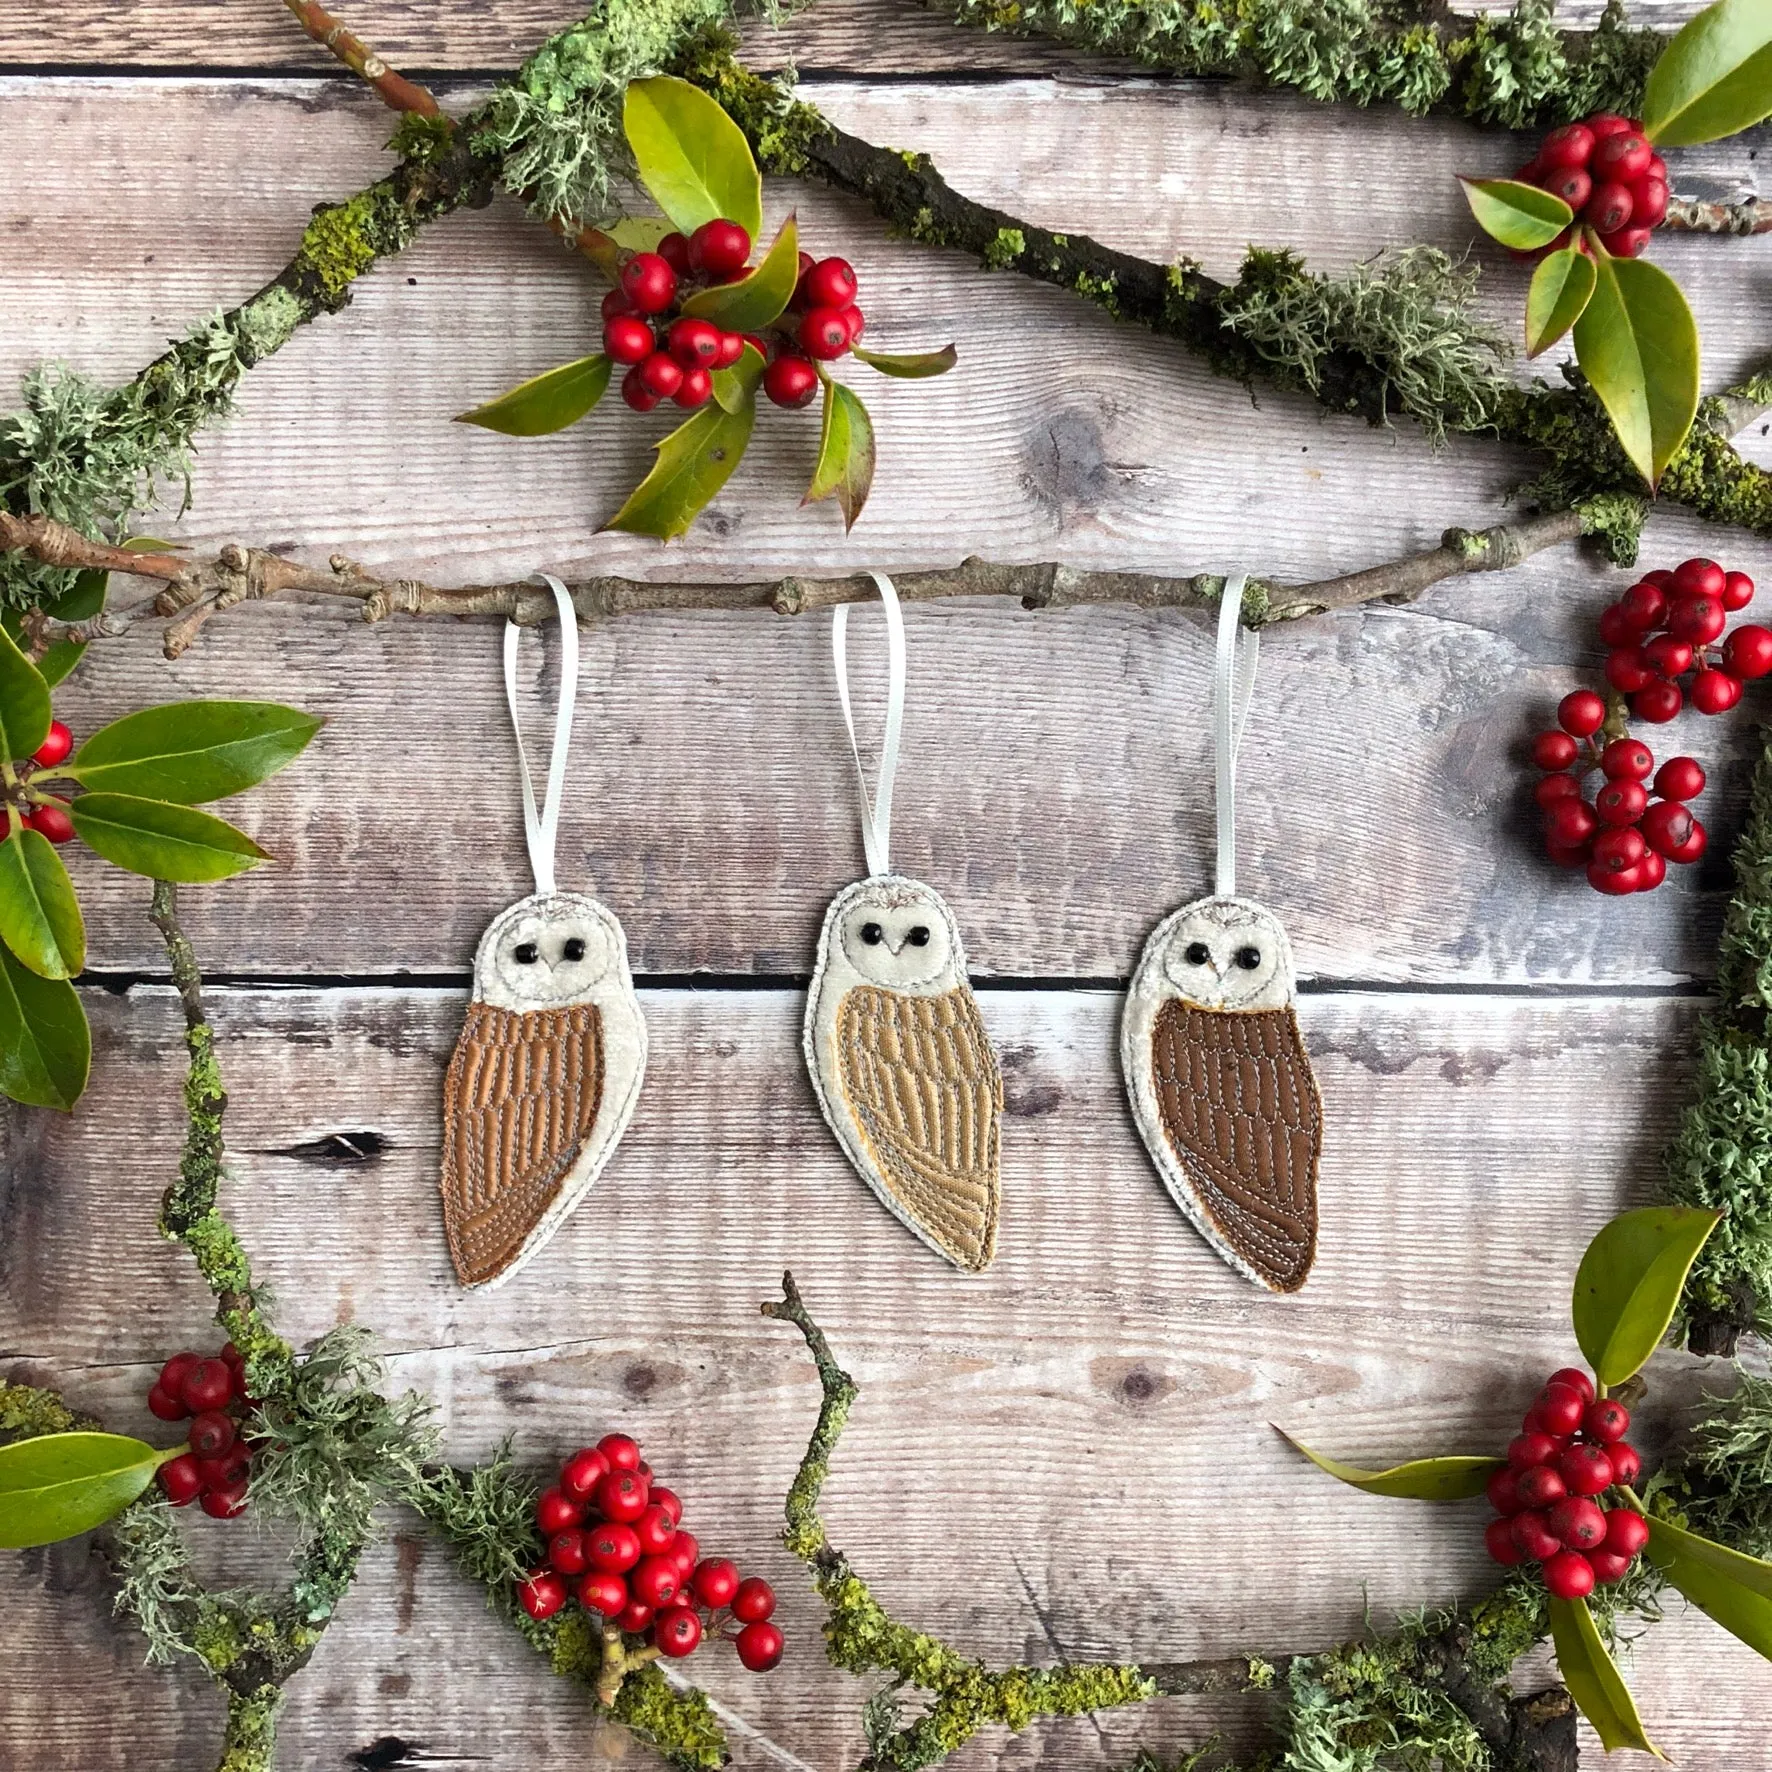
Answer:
[
  {"xmin": 3, "ymin": 718, "xmax": 76, "ymax": 844},
  {"xmin": 517, "ymin": 1433, "xmax": 784, "ymax": 1674},
  {"xmin": 148, "ymin": 1345, "xmax": 258, "ymax": 1518},
  {"xmin": 1517, "ymin": 113, "xmax": 1669, "ymax": 259},
  {"xmin": 1486, "ymin": 1367, "xmax": 1648, "ymax": 1599},
  {"xmin": 762, "ymin": 252, "xmax": 867, "ymax": 411}
]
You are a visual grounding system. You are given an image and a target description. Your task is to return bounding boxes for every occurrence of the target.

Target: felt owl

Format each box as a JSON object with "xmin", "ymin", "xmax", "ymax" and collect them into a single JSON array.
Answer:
[
  {"xmin": 439, "ymin": 890, "xmax": 647, "ymax": 1289},
  {"xmin": 1121, "ymin": 893, "xmax": 1321, "ymax": 1292},
  {"xmin": 804, "ymin": 874, "xmax": 1003, "ymax": 1272}
]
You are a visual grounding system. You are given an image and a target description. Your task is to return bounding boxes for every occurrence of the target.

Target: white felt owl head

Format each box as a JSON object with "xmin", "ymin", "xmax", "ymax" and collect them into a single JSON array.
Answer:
[
  {"xmin": 823, "ymin": 874, "xmax": 966, "ymax": 996},
  {"xmin": 1154, "ymin": 895, "xmax": 1295, "ymax": 1012},
  {"xmin": 474, "ymin": 891, "xmax": 629, "ymax": 1011}
]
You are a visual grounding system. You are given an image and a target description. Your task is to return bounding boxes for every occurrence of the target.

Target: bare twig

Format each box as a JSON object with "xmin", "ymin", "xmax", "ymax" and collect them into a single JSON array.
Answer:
[
  {"xmin": 281, "ymin": 0, "xmax": 444, "ymax": 116},
  {"xmin": 1665, "ymin": 194, "xmax": 1769, "ymax": 237}
]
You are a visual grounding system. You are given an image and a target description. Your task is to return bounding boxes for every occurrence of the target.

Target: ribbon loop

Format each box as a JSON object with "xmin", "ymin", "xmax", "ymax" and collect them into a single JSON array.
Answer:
[
  {"xmin": 1213, "ymin": 573, "xmax": 1259, "ymax": 900},
  {"xmin": 503, "ymin": 573, "xmax": 580, "ymax": 896},
  {"xmin": 832, "ymin": 571, "xmax": 905, "ymax": 879}
]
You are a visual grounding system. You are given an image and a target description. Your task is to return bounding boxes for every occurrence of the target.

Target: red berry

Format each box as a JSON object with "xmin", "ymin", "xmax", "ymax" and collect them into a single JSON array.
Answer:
[
  {"xmin": 159, "ymin": 1352, "xmax": 200, "ymax": 1396},
  {"xmin": 631, "ymin": 1554, "xmax": 681, "ymax": 1609},
  {"xmin": 1518, "ymin": 1465, "xmax": 1569, "ymax": 1513},
  {"xmin": 638, "ymin": 352, "xmax": 684, "ymax": 398},
  {"xmin": 1544, "ymin": 798, "xmax": 1597, "ymax": 849},
  {"xmin": 1546, "ymin": 840, "xmax": 1593, "ymax": 869},
  {"xmin": 654, "ymin": 1603, "xmax": 704, "ymax": 1658},
  {"xmin": 1617, "ymin": 581, "xmax": 1668, "ymax": 631},
  {"xmin": 1586, "ymin": 181, "xmax": 1634, "ymax": 235},
  {"xmin": 594, "ymin": 1469, "xmax": 650, "ymax": 1523},
  {"xmin": 1583, "ymin": 1397, "xmax": 1631, "ymax": 1443},
  {"xmin": 1674, "ymin": 558, "xmax": 1727, "ymax": 599},
  {"xmin": 741, "ymin": 332, "xmax": 770, "ymax": 362},
  {"xmin": 763, "ymin": 354, "xmax": 819, "ymax": 409},
  {"xmin": 802, "ymin": 259, "xmax": 858, "ymax": 312},
  {"xmin": 616, "ymin": 1599, "xmax": 655, "ymax": 1634},
  {"xmin": 180, "ymin": 1359, "xmax": 232, "ymax": 1414},
  {"xmin": 620, "ymin": 252, "xmax": 677, "ymax": 315},
  {"xmin": 1545, "ymin": 166, "xmax": 1592, "ymax": 210},
  {"xmin": 1540, "ymin": 123, "xmax": 1595, "ymax": 169},
  {"xmin": 1589, "ymin": 857, "xmax": 1642, "ymax": 894},
  {"xmin": 1609, "ymin": 1443, "xmax": 1643, "ymax": 1486},
  {"xmin": 604, "ymin": 316, "xmax": 654, "ymax": 365},
  {"xmin": 1534, "ymin": 730, "xmax": 1580, "ymax": 770},
  {"xmin": 1642, "ymin": 632, "xmax": 1692, "ymax": 676},
  {"xmin": 650, "ymin": 1485, "xmax": 683, "ymax": 1525},
  {"xmin": 187, "ymin": 1410, "xmax": 236, "ymax": 1460},
  {"xmin": 1509, "ymin": 1431, "xmax": 1559, "ymax": 1469},
  {"xmin": 668, "ymin": 1529, "xmax": 701, "ymax": 1578},
  {"xmin": 1670, "ymin": 595, "xmax": 1726, "ymax": 646},
  {"xmin": 841, "ymin": 305, "xmax": 866, "ymax": 344},
  {"xmin": 1511, "ymin": 1509, "xmax": 1564, "ymax": 1560},
  {"xmin": 711, "ymin": 330, "xmax": 745, "ymax": 370},
  {"xmin": 673, "ymin": 366, "xmax": 714, "ymax": 409},
  {"xmin": 536, "ymin": 1487, "xmax": 584, "ymax": 1536},
  {"xmin": 634, "ymin": 1503, "xmax": 678, "ymax": 1555},
  {"xmin": 201, "ymin": 1482, "xmax": 249, "ymax": 1520},
  {"xmin": 562, "ymin": 1447, "xmax": 611, "ymax": 1500},
  {"xmin": 1642, "ymin": 568, "xmax": 1676, "ymax": 591},
  {"xmin": 196, "ymin": 1447, "xmax": 251, "ymax": 1491},
  {"xmin": 1592, "ymin": 133, "xmax": 1651, "ymax": 181},
  {"xmin": 550, "ymin": 1529, "xmax": 589, "ymax": 1575},
  {"xmin": 27, "ymin": 803, "xmax": 73, "ymax": 843},
  {"xmin": 1599, "ymin": 739, "xmax": 1652, "ymax": 781},
  {"xmin": 1597, "ymin": 603, "xmax": 1638, "ymax": 648},
  {"xmin": 1486, "ymin": 1515, "xmax": 1527, "ymax": 1564},
  {"xmin": 1592, "ymin": 825, "xmax": 1646, "ymax": 872},
  {"xmin": 1558, "ymin": 1443, "xmax": 1615, "ymax": 1496},
  {"xmin": 690, "ymin": 219, "xmax": 753, "ymax": 281},
  {"xmin": 736, "ymin": 1619, "xmax": 785, "ymax": 1672},
  {"xmin": 1668, "ymin": 815, "xmax": 1708, "ymax": 864},
  {"xmin": 1543, "ymin": 1549, "xmax": 1597, "ymax": 1599},
  {"xmin": 1724, "ymin": 623, "xmax": 1772, "ymax": 679},
  {"xmin": 1653, "ymin": 756, "xmax": 1705, "ymax": 801},
  {"xmin": 1535, "ymin": 773, "xmax": 1582, "ymax": 811},
  {"xmin": 1639, "ymin": 800, "xmax": 1696, "ymax": 861},
  {"xmin": 1558, "ymin": 690, "xmax": 1606, "ymax": 736},
  {"xmin": 621, "ymin": 365, "xmax": 661, "ymax": 412},
  {"xmin": 1722, "ymin": 570, "xmax": 1756, "ymax": 612},
  {"xmin": 585, "ymin": 1521, "xmax": 642, "ymax": 1573},
  {"xmin": 578, "ymin": 1572, "xmax": 629, "ymax": 1616},
  {"xmin": 1585, "ymin": 113, "xmax": 1637, "ymax": 142},
  {"xmin": 147, "ymin": 1384, "xmax": 188, "ymax": 1422},
  {"xmin": 692, "ymin": 1556, "xmax": 740, "ymax": 1607},
  {"xmin": 158, "ymin": 1453, "xmax": 204, "ymax": 1506},
  {"xmin": 1536, "ymin": 1383, "xmax": 1588, "ymax": 1435},
  {"xmin": 732, "ymin": 1576, "xmax": 777, "ymax": 1624},
  {"xmin": 668, "ymin": 317, "xmax": 723, "ymax": 370},
  {"xmin": 1604, "ymin": 1508, "xmax": 1650, "ymax": 1556},
  {"xmin": 1632, "ymin": 178, "xmax": 1669, "ymax": 227},
  {"xmin": 1588, "ymin": 1548, "xmax": 1634, "ymax": 1583},
  {"xmin": 1605, "ymin": 646, "xmax": 1655, "ymax": 693},
  {"xmin": 1635, "ymin": 848, "xmax": 1667, "ymax": 891},
  {"xmin": 1594, "ymin": 779, "xmax": 1647, "ymax": 827},
  {"xmin": 1691, "ymin": 668, "xmax": 1743, "ymax": 715},
  {"xmin": 1549, "ymin": 1495, "xmax": 1608, "ymax": 1550},
  {"xmin": 1487, "ymin": 1467, "xmax": 1524, "ymax": 1515},
  {"xmin": 799, "ymin": 306, "xmax": 852, "ymax": 360},
  {"xmin": 601, "ymin": 287, "xmax": 633, "ymax": 322},
  {"xmin": 32, "ymin": 720, "xmax": 72, "ymax": 767},
  {"xmin": 1631, "ymin": 679, "xmax": 1683, "ymax": 723},
  {"xmin": 788, "ymin": 250, "xmax": 817, "ymax": 310},
  {"xmin": 657, "ymin": 231, "xmax": 692, "ymax": 276},
  {"xmin": 520, "ymin": 1568, "xmax": 568, "ymax": 1620},
  {"xmin": 1601, "ymin": 226, "xmax": 1655, "ymax": 260}
]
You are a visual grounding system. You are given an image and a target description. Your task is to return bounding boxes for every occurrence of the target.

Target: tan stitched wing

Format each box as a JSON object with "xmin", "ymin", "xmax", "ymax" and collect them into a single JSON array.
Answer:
[
  {"xmin": 440, "ymin": 1001, "xmax": 605, "ymax": 1287},
  {"xmin": 835, "ymin": 983, "xmax": 1002, "ymax": 1271},
  {"xmin": 1150, "ymin": 1000, "xmax": 1320, "ymax": 1292}
]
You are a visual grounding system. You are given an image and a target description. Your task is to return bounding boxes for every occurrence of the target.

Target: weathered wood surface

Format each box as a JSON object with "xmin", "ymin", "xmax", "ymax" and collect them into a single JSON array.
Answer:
[{"xmin": 3, "ymin": 7, "xmax": 1771, "ymax": 1769}]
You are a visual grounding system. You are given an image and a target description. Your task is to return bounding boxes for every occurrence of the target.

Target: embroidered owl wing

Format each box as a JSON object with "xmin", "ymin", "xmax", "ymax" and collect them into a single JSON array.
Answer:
[
  {"xmin": 440, "ymin": 1000, "xmax": 605, "ymax": 1288},
  {"xmin": 835, "ymin": 983, "xmax": 1002, "ymax": 1271},
  {"xmin": 1149, "ymin": 1000, "xmax": 1320, "ymax": 1292}
]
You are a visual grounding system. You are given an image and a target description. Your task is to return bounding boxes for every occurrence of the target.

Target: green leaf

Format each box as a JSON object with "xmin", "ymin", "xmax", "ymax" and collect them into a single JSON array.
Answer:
[
  {"xmin": 852, "ymin": 343, "xmax": 959, "ymax": 379},
  {"xmin": 1548, "ymin": 1595, "xmax": 1666, "ymax": 1757},
  {"xmin": 683, "ymin": 214, "xmax": 798, "ymax": 330},
  {"xmin": 0, "ymin": 624, "xmax": 51, "ymax": 762},
  {"xmin": 804, "ymin": 375, "xmax": 877, "ymax": 532},
  {"xmin": 454, "ymin": 354, "xmax": 612, "ymax": 437},
  {"xmin": 1649, "ymin": 1513, "xmax": 1772, "ymax": 1661},
  {"xmin": 70, "ymin": 794, "xmax": 269, "ymax": 883},
  {"xmin": 1279, "ymin": 1430, "xmax": 1502, "ymax": 1499},
  {"xmin": 0, "ymin": 1431, "xmax": 174, "ymax": 1546},
  {"xmin": 1573, "ymin": 246, "xmax": 1702, "ymax": 489},
  {"xmin": 604, "ymin": 362, "xmax": 761, "ymax": 539},
  {"xmin": 65, "ymin": 700, "xmax": 321, "ymax": 803},
  {"xmin": 1525, "ymin": 244, "xmax": 1597, "ymax": 358},
  {"xmin": 711, "ymin": 341, "xmax": 767, "ymax": 415},
  {"xmin": 0, "ymin": 828, "xmax": 84, "ymax": 979},
  {"xmin": 1459, "ymin": 177, "xmax": 1573, "ymax": 250},
  {"xmin": 607, "ymin": 216, "xmax": 673, "ymax": 252},
  {"xmin": 1642, "ymin": 0, "xmax": 1772, "ymax": 146},
  {"xmin": 2, "ymin": 567, "xmax": 108, "ymax": 690},
  {"xmin": 623, "ymin": 76, "xmax": 762, "ymax": 240},
  {"xmin": 0, "ymin": 939, "xmax": 88, "ymax": 1110},
  {"xmin": 1572, "ymin": 1205, "xmax": 1722, "ymax": 1385}
]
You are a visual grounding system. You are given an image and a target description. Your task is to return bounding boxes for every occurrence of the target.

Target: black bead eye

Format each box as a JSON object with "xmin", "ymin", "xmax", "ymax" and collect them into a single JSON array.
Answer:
[
  {"xmin": 514, "ymin": 942, "xmax": 539, "ymax": 965},
  {"xmin": 1184, "ymin": 941, "xmax": 1211, "ymax": 966},
  {"xmin": 860, "ymin": 922, "xmax": 884, "ymax": 945},
  {"xmin": 1236, "ymin": 945, "xmax": 1263, "ymax": 970},
  {"xmin": 562, "ymin": 937, "xmax": 586, "ymax": 962},
  {"xmin": 907, "ymin": 925, "xmax": 931, "ymax": 947}
]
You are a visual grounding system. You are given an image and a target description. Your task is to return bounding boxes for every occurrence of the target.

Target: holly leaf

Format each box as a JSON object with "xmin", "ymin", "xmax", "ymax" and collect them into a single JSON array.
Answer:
[
  {"xmin": 623, "ymin": 76, "xmax": 762, "ymax": 241},
  {"xmin": 454, "ymin": 354, "xmax": 612, "ymax": 437},
  {"xmin": 1525, "ymin": 243, "xmax": 1597, "ymax": 358},
  {"xmin": 853, "ymin": 343, "xmax": 959, "ymax": 379},
  {"xmin": 1459, "ymin": 177, "xmax": 1573, "ymax": 250},
  {"xmin": 1642, "ymin": 0, "xmax": 1772, "ymax": 147},
  {"xmin": 1278, "ymin": 1430, "xmax": 1501, "ymax": 1499},
  {"xmin": 607, "ymin": 216, "xmax": 673, "ymax": 253},
  {"xmin": 0, "ymin": 938, "xmax": 88, "ymax": 1110},
  {"xmin": 712, "ymin": 341, "xmax": 767, "ymax": 414},
  {"xmin": 1572, "ymin": 1205, "xmax": 1722, "ymax": 1386},
  {"xmin": 1548, "ymin": 1595, "xmax": 1666, "ymax": 1757},
  {"xmin": 0, "ymin": 1431, "xmax": 176, "ymax": 1547},
  {"xmin": 0, "ymin": 624, "xmax": 51, "ymax": 762},
  {"xmin": 0, "ymin": 828, "xmax": 84, "ymax": 979},
  {"xmin": 683, "ymin": 214, "xmax": 799, "ymax": 330},
  {"xmin": 64, "ymin": 701, "xmax": 321, "ymax": 803},
  {"xmin": 1573, "ymin": 246, "xmax": 1702, "ymax": 489},
  {"xmin": 602, "ymin": 357, "xmax": 761, "ymax": 539},
  {"xmin": 1648, "ymin": 1513, "xmax": 1772, "ymax": 1661},
  {"xmin": 70, "ymin": 794, "xmax": 270, "ymax": 883},
  {"xmin": 804, "ymin": 375, "xmax": 876, "ymax": 532}
]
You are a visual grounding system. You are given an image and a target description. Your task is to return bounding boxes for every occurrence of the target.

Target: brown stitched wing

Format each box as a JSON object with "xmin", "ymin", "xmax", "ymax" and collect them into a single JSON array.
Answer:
[
  {"xmin": 1150, "ymin": 1000, "xmax": 1320, "ymax": 1292},
  {"xmin": 836, "ymin": 983, "xmax": 1002, "ymax": 1271},
  {"xmin": 440, "ymin": 1001, "xmax": 605, "ymax": 1287}
]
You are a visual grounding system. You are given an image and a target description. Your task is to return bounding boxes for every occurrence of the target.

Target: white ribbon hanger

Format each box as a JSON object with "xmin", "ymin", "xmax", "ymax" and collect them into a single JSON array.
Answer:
[
  {"xmin": 831, "ymin": 570, "xmax": 906, "ymax": 879},
  {"xmin": 502, "ymin": 573, "xmax": 580, "ymax": 897},
  {"xmin": 1213, "ymin": 572, "xmax": 1260, "ymax": 900}
]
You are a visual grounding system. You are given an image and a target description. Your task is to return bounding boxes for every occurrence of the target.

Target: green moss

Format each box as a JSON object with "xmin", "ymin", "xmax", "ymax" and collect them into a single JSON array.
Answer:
[
  {"xmin": 0, "ymin": 1382, "xmax": 94, "ymax": 1441},
  {"xmin": 1576, "ymin": 490, "xmax": 1648, "ymax": 564},
  {"xmin": 217, "ymin": 1687, "xmax": 282, "ymax": 1772},
  {"xmin": 984, "ymin": 227, "xmax": 1025, "ymax": 269},
  {"xmin": 193, "ymin": 1608, "xmax": 246, "ymax": 1671},
  {"xmin": 388, "ymin": 111, "xmax": 456, "ymax": 164},
  {"xmin": 292, "ymin": 193, "xmax": 385, "ymax": 306},
  {"xmin": 1246, "ymin": 1655, "xmax": 1278, "ymax": 1691},
  {"xmin": 612, "ymin": 1663, "xmax": 730, "ymax": 1770}
]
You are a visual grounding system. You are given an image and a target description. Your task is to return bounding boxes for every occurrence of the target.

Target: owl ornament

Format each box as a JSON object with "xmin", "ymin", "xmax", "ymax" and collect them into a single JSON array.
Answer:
[
  {"xmin": 438, "ymin": 575, "xmax": 647, "ymax": 1289},
  {"xmin": 1121, "ymin": 574, "xmax": 1324, "ymax": 1293},
  {"xmin": 803, "ymin": 572, "xmax": 1004, "ymax": 1273}
]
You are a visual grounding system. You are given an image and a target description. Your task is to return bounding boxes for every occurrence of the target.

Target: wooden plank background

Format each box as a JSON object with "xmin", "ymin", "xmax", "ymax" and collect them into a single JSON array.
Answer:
[{"xmin": 3, "ymin": 1, "xmax": 1771, "ymax": 1768}]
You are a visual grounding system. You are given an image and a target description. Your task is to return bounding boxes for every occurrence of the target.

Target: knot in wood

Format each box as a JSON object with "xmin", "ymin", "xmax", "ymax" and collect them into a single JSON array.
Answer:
[{"xmin": 773, "ymin": 577, "xmax": 808, "ymax": 616}]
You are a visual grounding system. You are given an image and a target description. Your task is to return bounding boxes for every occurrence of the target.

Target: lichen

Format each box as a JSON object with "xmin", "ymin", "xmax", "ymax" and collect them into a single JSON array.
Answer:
[
  {"xmin": 0, "ymin": 1381, "xmax": 95, "ymax": 1441},
  {"xmin": 387, "ymin": 111, "xmax": 457, "ymax": 164},
  {"xmin": 291, "ymin": 193, "xmax": 386, "ymax": 306},
  {"xmin": 984, "ymin": 227, "xmax": 1025, "ymax": 269}
]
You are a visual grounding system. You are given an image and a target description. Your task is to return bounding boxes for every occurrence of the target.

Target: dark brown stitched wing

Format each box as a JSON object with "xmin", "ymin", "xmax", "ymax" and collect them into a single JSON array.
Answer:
[
  {"xmin": 836, "ymin": 983, "xmax": 1002, "ymax": 1271},
  {"xmin": 1150, "ymin": 999, "xmax": 1320, "ymax": 1292},
  {"xmin": 440, "ymin": 1001, "xmax": 604, "ymax": 1287}
]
